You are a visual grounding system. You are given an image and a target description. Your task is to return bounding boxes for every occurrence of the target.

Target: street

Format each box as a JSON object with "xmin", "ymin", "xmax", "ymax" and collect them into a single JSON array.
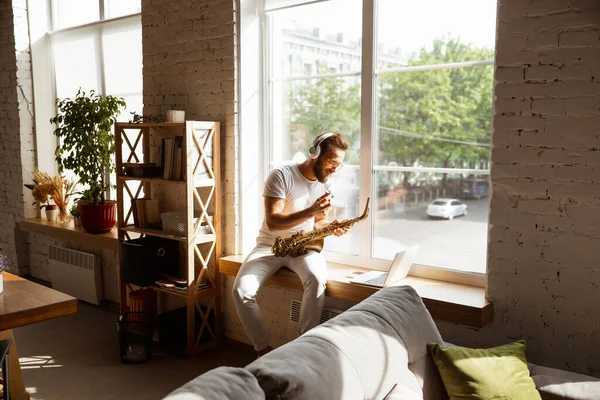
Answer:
[{"xmin": 325, "ymin": 198, "xmax": 489, "ymax": 274}]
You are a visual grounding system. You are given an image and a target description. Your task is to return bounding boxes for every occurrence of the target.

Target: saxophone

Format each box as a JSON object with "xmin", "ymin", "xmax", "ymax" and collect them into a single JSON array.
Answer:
[{"xmin": 272, "ymin": 197, "xmax": 371, "ymax": 258}]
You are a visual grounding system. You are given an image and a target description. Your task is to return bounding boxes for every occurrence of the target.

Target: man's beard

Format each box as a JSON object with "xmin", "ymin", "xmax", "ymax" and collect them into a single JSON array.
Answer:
[{"xmin": 312, "ymin": 159, "xmax": 329, "ymax": 183}]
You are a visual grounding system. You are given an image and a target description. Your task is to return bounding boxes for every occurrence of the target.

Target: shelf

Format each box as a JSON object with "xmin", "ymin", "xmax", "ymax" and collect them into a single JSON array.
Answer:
[
  {"xmin": 121, "ymin": 225, "xmax": 216, "ymax": 244},
  {"xmin": 118, "ymin": 176, "xmax": 215, "ymax": 187},
  {"xmin": 121, "ymin": 225, "xmax": 186, "ymax": 241},
  {"xmin": 118, "ymin": 176, "xmax": 185, "ymax": 184},
  {"xmin": 20, "ymin": 219, "xmax": 119, "ymax": 250},
  {"xmin": 117, "ymin": 122, "xmax": 185, "ymax": 128},
  {"xmin": 150, "ymin": 285, "xmax": 188, "ymax": 298},
  {"xmin": 115, "ymin": 120, "xmax": 222, "ymax": 355},
  {"xmin": 150, "ymin": 285, "xmax": 217, "ymax": 299}
]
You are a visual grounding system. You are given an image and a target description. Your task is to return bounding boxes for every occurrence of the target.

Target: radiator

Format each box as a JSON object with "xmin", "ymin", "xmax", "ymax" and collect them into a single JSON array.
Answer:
[
  {"xmin": 287, "ymin": 299, "xmax": 343, "ymax": 340},
  {"xmin": 48, "ymin": 245, "xmax": 102, "ymax": 305}
]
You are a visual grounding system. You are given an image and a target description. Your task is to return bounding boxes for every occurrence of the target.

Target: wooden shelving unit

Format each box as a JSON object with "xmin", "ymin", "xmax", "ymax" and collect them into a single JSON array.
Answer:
[{"xmin": 115, "ymin": 121, "xmax": 222, "ymax": 355}]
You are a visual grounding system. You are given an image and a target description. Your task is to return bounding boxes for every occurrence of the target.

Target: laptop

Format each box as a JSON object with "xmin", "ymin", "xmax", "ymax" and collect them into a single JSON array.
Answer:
[{"xmin": 350, "ymin": 245, "xmax": 420, "ymax": 288}]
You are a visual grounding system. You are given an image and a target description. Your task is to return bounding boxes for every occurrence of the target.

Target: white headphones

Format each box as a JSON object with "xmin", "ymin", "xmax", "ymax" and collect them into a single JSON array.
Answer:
[{"xmin": 308, "ymin": 132, "xmax": 335, "ymax": 159}]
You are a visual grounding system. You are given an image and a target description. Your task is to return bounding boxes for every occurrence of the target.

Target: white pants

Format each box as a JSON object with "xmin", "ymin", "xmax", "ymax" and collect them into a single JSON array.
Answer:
[{"xmin": 232, "ymin": 245, "xmax": 327, "ymax": 351}]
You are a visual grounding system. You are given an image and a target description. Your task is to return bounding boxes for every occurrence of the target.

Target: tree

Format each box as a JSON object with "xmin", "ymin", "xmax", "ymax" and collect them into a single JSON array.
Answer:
[
  {"xmin": 378, "ymin": 37, "xmax": 494, "ymax": 182},
  {"xmin": 286, "ymin": 66, "xmax": 361, "ymax": 164}
]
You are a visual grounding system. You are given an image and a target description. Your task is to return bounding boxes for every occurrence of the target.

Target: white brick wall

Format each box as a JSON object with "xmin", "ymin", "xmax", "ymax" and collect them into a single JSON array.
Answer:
[
  {"xmin": 438, "ymin": 0, "xmax": 600, "ymax": 376},
  {"xmin": 0, "ymin": 0, "xmax": 35, "ymax": 276},
  {"xmin": 141, "ymin": 0, "xmax": 239, "ymax": 256}
]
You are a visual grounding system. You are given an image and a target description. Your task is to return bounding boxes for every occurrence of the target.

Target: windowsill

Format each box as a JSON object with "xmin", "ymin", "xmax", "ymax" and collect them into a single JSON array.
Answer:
[
  {"xmin": 220, "ymin": 254, "xmax": 493, "ymax": 328},
  {"xmin": 20, "ymin": 219, "xmax": 119, "ymax": 251}
]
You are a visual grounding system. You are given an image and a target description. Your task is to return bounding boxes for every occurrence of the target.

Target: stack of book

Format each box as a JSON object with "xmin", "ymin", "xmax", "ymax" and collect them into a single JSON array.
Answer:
[
  {"xmin": 162, "ymin": 137, "xmax": 185, "ymax": 180},
  {"xmin": 155, "ymin": 274, "xmax": 212, "ymax": 293}
]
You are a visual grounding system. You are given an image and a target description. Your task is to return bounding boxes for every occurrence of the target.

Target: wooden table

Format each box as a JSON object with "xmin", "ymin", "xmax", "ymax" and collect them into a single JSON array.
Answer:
[{"xmin": 0, "ymin": 272, "xmax": 78, "ymax": 400}]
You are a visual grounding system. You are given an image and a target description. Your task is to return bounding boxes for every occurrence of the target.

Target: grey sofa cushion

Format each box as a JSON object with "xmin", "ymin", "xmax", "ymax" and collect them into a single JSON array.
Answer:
[
  {"xmin": 530, "ymin": 365, "xmax": 600, "ymax": 400},
  {"xmin": 246, "ymin": 285, "xmax": 447, "ymax": 400},
  {"xmin": 163, "ymin": 366, "xmax": 265, "ymax": 400},
  {"xmin": 349, "ymin": 285, "xmax": 447, "ymax": 400},
  {"xmin": 246, "ymin": 336, "xmax": 364, "ymax": 400}
]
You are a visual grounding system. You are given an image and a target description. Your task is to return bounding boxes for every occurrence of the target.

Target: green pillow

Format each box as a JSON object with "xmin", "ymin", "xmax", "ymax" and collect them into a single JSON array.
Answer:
[{"xmin": 427, "ymin": 340, "xmax": 541, "ymax": 400}]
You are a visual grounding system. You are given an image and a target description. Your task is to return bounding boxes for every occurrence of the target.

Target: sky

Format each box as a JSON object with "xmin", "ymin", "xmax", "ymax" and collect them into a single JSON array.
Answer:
[{"xmin": 273, "ymin": 0, "xmax": 497, "ymax": 55}]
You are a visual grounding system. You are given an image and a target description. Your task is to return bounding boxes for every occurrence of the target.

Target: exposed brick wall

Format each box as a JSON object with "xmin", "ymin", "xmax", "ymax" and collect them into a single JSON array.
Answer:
[
  {"xmin": 439, "ymin": 0, "xmax": 600, "ymax": 376},
  {"xmin": 0, "ymin": 0, "xmax": 35, "ymax": 275},
  {"xmin": 141, "ymin": 0, "xmax": 239, "ymax": 256}
]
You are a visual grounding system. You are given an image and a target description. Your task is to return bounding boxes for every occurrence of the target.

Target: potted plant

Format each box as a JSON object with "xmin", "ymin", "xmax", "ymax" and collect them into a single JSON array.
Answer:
[
  {"xmin": 50, "ymin": 89, "xmax": 126, "ymax": 233},
  {"xmin": 70, "ymin": 204, "xmax": 81, "ymax": 227}
]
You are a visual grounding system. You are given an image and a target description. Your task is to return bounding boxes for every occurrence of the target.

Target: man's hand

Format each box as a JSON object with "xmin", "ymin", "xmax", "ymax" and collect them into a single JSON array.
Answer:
[
  {"xmin": 329, "ymin": 219, "xmax": 350, "ymax": 237},
  {"xmin": 309, "ymin": 193, "xmax": 332, "ymax": 220}
]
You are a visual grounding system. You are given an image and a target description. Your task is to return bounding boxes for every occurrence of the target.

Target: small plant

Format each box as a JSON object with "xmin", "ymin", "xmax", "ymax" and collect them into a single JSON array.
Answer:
[
  {"xmin": 70, "ymin": 204, "xmax": 80, "ymax": 218},
  {"xmin": 51, "ymin": 89, "xmax": 126, "ymax": 204},
  {"xmin": 25, "ymin": 169, "xmax": 77, "ymax": 219}
]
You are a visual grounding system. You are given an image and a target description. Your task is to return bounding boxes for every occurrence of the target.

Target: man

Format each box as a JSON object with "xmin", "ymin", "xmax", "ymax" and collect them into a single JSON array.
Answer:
[{"xmin": 232, "ymin": 131, "xmax": 351, "ymax": 357}]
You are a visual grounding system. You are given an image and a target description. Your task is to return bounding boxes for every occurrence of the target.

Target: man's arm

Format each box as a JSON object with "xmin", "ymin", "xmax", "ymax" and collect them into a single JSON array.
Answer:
[{"xmin": 264, "ymin": 193, "xmax": 332, "ymax": 231}]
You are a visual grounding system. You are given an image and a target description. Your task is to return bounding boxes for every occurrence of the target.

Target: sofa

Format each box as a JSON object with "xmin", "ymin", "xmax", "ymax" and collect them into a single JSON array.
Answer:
[{"xmin": 163, "ymin": 285, "xmax": 600, "ymax": 400}]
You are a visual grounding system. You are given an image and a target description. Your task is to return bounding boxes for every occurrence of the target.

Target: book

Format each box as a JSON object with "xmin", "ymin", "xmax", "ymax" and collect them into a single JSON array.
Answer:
[
  {"xmin": 174, "ymin": 146, "xmax": 182, "ymax": 180},
  {"xmin": 162, "ymin": 138, "xmax": 174, "ymax": 180},
  {"xmin": 135, "ymin": 199, "xmax": 161, "ymax": 228}
]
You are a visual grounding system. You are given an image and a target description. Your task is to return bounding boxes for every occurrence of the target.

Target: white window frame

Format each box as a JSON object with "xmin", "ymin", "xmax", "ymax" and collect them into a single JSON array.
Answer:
[
  {"xmin": 30, "ymin": 0, "xmax": 142, "ymax": 200},
  {"xmin": 245, "ymin": 0, "xmax": 494, "ymax": 287}
]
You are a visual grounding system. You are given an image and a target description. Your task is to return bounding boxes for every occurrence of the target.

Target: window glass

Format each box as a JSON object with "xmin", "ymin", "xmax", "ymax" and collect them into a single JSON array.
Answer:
[
  {"xmin": 105, "ymin": 0, "xmax": 141, "ymax": 19},
  {"xmin": 54, "ymin": 0, "xmax": 99, "ymax": 30},
  {"xmin": 103, "ymin": 26, "xmax": 143, "ymax": 95},
  {"xmin": 53, "ymin": 36, "xmax": 99, "ymax": 98},
  {"xmin": 372, "ymin": 0, "xmax": 496, "ymax": 273},
  {"xmin": 376, "ymin": 0, "xmax": 497, "ymax": 68}
]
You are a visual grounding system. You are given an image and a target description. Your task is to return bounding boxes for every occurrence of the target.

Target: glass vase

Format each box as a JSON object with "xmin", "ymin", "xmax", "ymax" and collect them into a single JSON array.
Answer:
[{"xmin": 57, "ymin": 205, "xmax": 69, "ymax": 223}]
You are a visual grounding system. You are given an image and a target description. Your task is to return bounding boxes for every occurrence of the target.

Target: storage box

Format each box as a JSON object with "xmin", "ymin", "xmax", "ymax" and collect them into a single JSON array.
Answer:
[
  {"xmin": 120, "ymin": 236, "xmax": 179, "ymax": 287},
  {"xmin": 161, "ymin": 211, "xmax": 213, "ymax": 236}
]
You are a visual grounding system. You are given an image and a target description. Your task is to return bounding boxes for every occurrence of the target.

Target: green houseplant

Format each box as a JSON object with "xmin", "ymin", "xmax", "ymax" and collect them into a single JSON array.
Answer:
[{"xmin": 50, "ymin": 89, "xmax": 126, "ymax": 233}]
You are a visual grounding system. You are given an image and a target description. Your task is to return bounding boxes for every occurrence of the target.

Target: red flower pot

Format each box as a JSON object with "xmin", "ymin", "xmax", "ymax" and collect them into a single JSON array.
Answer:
[{"xmin": 80, "ymin": 202, "xmax": 116, "ymax": 233}]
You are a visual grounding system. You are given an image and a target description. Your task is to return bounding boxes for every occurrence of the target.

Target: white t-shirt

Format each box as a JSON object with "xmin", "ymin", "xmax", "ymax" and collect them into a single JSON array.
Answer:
[{"xmin": 256, "ymin": 164, "xmax": 328, "ymax": 247}]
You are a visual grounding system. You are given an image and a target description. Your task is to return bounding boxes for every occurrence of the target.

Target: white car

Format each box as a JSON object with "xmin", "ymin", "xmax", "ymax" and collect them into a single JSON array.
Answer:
[{"xmin": 426, "ymin": 198, "xmax": 467, "ymax": 220}]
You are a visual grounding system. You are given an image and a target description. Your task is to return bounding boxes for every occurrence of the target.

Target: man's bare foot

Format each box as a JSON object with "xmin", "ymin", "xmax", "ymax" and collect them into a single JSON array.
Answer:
[{"xmin": 256, "ymin": 345, "xmax": 273, "ymax": 358}]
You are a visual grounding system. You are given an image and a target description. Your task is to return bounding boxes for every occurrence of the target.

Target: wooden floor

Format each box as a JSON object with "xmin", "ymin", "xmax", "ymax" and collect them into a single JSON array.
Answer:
[{"xmin": 13, "ymin": 301, "xmax": 255, "ymax": 400}]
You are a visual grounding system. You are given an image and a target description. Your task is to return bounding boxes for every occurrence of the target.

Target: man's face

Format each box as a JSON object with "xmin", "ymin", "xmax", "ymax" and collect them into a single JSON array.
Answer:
[{"xmin": 313, "ymin": 147, "xmax": 345, "ymax": 183}]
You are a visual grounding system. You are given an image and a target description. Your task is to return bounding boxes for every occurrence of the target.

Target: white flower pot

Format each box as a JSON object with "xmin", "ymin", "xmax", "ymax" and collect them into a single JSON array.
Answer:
[
  {"xmin": 45, "ymin": 208, "xmax": 59, "ymax": 221},
  {"xmin": 0, "ymin": 274, "xmax": 4, "ymax": 294}
]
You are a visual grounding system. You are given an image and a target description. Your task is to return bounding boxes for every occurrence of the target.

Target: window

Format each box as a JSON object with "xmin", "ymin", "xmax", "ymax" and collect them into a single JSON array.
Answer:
[
  {"xmin": 48, "ymin": 0, "xmax": 142, "ymax": 200},
  {"xmin": 256, "ymin": 0, "xmax": 496, "ymax": 278}
]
